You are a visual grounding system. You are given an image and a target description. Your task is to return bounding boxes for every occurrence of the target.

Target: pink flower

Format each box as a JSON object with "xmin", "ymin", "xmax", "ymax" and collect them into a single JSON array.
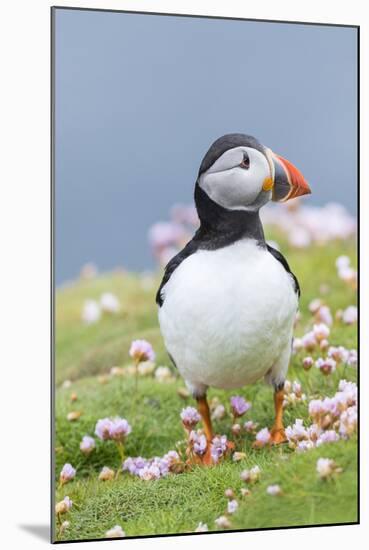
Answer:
[
  {"xmin": 316, "ymin": 457, "xmax": 340, "ymax": 479},
  {"xmin": 342, "ymin": 306, "xmax": 357, "ymax": 325},
  {"xmin": 315, "ymin": 357, "xmax": 336, "ymax": 376},
  {"xmin": 266, "ymin": 484, "xmax": 282, "ymax": 496},
  {"xmin": 316, "ymin": 430, "xmax": 340, "ymax": 446},
  {"xmin": 328, "ymin": 346, "xmax": 349, "ymax": 363},
  {"xmin": 189, "ymin": 430, "xmax": 207, "ymax": 456},
  {"xmin": 95, "ymin": 417, "xmax": 131, "ymax": 441},
  {"xmin": 109, "ymin": 418, "xmax": 132, "ymax": 441},
  {"xmin": 301, "ymin": 331, "xmax": 317, "ymax": 351},
  {"xmin": 244, "ymin": 420, "xmax": 258, "ymax": 433},
  {"xmin": 180, "ymin": 406, "xmax": 201, "ymax": 429},
  {"xmin": 60, "ymin": 463, "xmax": 76, "ymax": 484},
  {"xmin": 315, "ymin": 305, "xmax": 333, "ymax": 326},
  {"xmin": 129, "ymin": 340, "xmax": 155, "ymax": 362},
  {"xmin": 313, "ymin": 323, "xmax": 330, "ymax": 342},
  {"xmin": 227, "ymin": 499, "xmax": 239, "ymax": 514},
  {"xmin": 302, "ymin": 356, "xmax": 314, "ymax": 370},
  {"xmin": 230, "ymin": 396, "xmax": 251, "ymax": 417},
  {"xmin": 255, "ymin": 427, "xmax": 270, "ymax": 446},
  {"xmin": 80, "ymin": 435, "xmax": 95, "ymax": 455},
  {"xmin": 210, "ymin": 435, "xmax": 228, "ymax": 463}
]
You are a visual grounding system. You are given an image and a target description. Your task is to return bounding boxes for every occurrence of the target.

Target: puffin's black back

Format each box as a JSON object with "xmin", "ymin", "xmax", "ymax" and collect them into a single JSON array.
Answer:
[{"xmin": 198, "ymin": 133, "xmax": 266, "ymax": 176}]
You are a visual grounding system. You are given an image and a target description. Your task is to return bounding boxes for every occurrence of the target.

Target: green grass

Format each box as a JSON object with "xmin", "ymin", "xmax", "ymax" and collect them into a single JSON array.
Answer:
[{"xmin": 54, "ymin": 236, "xmax": 358, "ymax": 541}]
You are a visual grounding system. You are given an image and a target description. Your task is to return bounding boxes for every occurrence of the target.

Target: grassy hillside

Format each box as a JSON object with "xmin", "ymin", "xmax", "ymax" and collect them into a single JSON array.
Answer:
[{"xmin": 54, "ymin": 236, "xmax": 357, "ymax": 541}]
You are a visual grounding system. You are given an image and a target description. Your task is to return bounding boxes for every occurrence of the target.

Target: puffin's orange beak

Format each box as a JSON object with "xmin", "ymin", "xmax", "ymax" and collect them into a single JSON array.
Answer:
[{"xmin": 270, "ymin": 152, "xmax": 311, "ymax": 202}]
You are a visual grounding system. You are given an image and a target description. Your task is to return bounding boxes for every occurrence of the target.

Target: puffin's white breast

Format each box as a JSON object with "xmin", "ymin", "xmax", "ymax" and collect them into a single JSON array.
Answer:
[{"xmin": 158, "ymin": 239, "xmax": 298, "ymax": 391}]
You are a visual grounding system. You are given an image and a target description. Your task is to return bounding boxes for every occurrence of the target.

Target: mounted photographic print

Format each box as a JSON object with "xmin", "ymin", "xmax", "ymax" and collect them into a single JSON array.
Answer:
[{"xmin": 52, "ymin": 7, "xmax": 359, "ymax": 543}]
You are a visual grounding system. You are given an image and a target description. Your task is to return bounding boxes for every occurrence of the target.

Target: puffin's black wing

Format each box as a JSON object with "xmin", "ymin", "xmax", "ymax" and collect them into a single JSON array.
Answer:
[
  {"xmin": 267, "ymin": 244, "xmax": 300, "ymax": 297},
  {"xmin": 156, "ymin": 238, "xmax": 200, "ymax": 307}
]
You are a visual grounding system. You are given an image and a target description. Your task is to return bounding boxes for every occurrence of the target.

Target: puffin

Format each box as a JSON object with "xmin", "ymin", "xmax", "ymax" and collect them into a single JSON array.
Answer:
[{"xmin": 156, "ymin": 133, "xmax": 311, "ymax": 463}]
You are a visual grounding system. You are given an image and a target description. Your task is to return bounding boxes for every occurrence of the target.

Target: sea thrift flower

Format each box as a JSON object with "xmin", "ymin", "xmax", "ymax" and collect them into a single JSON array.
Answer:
[
  {"xmin": 316, "ymin": 430, "xmax": 340, "ymax": 446},
  {"xmin": 336, "ymin": 255, "xmax": 350, "ymax": 270},
  {"xmin": 244, "ymin": 420, "xmax": 258, "ymax": 433},
  {"xmin": 154, "ymin": 365, "xmax": 172, "ymax": 382},
  {"xmin": 82, "ymin": 300, "xmax": 101, "ymax": 325},
  {"xmin": 60, "ymin": 521, "xmax": 70, "ymax": 533},
  {"xmin": 231, "ymin": 423, "xmax": 242, "ymax": 436},
  {"xmin": 195, "ymin": 522, "xmax": 209, "ymax": 532},
  {"xmin": 292, "ymin": 337, "xmax": 303, "ymax": 352},
  {"xmin": 139, "ymin": 464, "xmax": 161, "ymax": 481},
  {"xmin": 215, "ymin": 516, "xmax": 231, "ymax": 529},
  {"xmin": 301, "ymin": 331, "xmax": 317, "ymax": 351},
  {"xmin": 105, "ymin": 525, "xmax": 126, "ymax": 538},
  {"xmin": 181, "ymin": 407, "xmax": 201, "ymax": 429},
  {"xmin": 285, "ymin": 419, "xmax": 308, "ymax": 445},
  {"xmin": 80, "ymin": 435, "xmax": 95, "ymax": 455},
  {"xmin": 227, "ymin": 499, "xmax": 239, "ymax": 514},
  {"xmin": 67, "ymin": 411, "xmax": 82, "ymax": 421},
  {"xmin": 224, "ymin": 488, "xmax": 235, "ymax": 499},
  {"xmin": 309, "ymin": 298, "xmax": 322, "ymax": 314},
  {"xmin": 100, "ymin": 292, "xmax": 120, "ymax": 313},
  {"xmin": 189, "ymin": 430, "xmax": 207, "ymax": 456},
  {"xmin": 316, "ymin": 305, "xmax": 333, "ymax": 326},
  {"xmin": 122, "ymin": 456, "xmax": 147, "ymax": 476},
  {"xmin": 55, "ymin": 496, "xmax": 73, "ymax": 515},
  {"xmin": 109, "ymin": 418, "xmax": 132, "ymax": 441},
  {"xmin": 129, "ymin": 339, "xmax": 155, "ymax": 363},
  {"xmin": 212, "ymin": 404, "xmax": 226, "ymax": 420},
  {"xmin": 342, "ymin": 305, "xmax": 357, "ymax": 325},
  {"xmin": 233, "ymin": 452, "xmax": 247, "ymax": 462},
  {"xmin": 241, "ymin": 488, "xmax": 251, "ymax": 497},
  {"xmin": 99, "ymin": 466, "xmax": 115, "ymax": 481},
  {"xmin": 210, "ymin": 435, "xmax": 228, "ymax": 463},
  {"xmin": 316, "ymin": 458, "xmax": 341, "ymax": 479},
  {"xmin": 255, "ymin": 427, "xmax": 271, "ymax": 446},
  {"xmin": 230, "ymin": 396, "xmax": 251, "ymax": 418},
  {"xmin": 313, "ymin": 323, "xmax": 330, "ymax": 342},
  {"xmin": 95, "ymin": 417, "xmax": 131, "ymax": 442},
  {"xmin": 266, "ymin": 484, "xmax": 282, "ymax": 496},
  {"xmin": 320, "ymin": 339, "xmax": 329, "ymax": 351},
  {"xmin": 302, "ymin": 356, "xmax": 314, "ymax": 370},
  {"xmin": 59, "ymin": 463, "xmax": 76, "ymax": 485},
  {"xmin": 315, "ymin": 357, "xmax": 336, "ymax": 376},
  {"xmin": 240, "ymin": 465, "xmax": 261, "ymax": 483},
  {"xmin": 95, "ymin": 418, "xmax": 113, "ymax": 440},
  {"xmin": 328, "ymin": 346, "xmax": 349, "ymax": 363},
  {"xmin": 347, "ymin": 349, "xmax": 357, "ymax": 368}
]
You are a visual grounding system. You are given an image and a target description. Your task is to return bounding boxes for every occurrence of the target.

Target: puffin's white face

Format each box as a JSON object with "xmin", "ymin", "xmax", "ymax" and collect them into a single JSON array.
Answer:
[{"xmin": 198, "ymin": 146, "xmax": 273, "ymax": 211}]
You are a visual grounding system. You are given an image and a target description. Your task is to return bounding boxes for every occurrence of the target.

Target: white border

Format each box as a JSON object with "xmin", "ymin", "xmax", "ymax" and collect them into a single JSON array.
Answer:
[{"xmin": 1, "ymin": 1, "xmax": 367, "ymax": 548}]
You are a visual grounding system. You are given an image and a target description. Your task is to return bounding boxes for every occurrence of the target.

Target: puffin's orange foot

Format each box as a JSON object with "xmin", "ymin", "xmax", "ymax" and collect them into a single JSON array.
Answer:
[{"xmin": 270, "ymin": 427, "xmax": 287, "ymax": 445}]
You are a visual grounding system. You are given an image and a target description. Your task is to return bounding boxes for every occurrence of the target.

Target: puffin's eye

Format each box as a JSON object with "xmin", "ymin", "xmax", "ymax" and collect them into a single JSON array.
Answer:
[{"xmin": 239, "ymin": 152, "xmax": 250, "ymax": 169}]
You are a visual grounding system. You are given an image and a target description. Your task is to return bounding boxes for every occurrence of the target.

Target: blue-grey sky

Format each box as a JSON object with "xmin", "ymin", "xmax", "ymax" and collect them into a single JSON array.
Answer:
[{"xmin": 54, "ymin": 9, "xmax": 357, "ymax": 284}]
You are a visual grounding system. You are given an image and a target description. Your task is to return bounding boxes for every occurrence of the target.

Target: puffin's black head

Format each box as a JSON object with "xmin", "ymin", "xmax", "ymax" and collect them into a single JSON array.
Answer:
[{"xmin": 195, "ymin": 133, "xmax": 310, "ymax": 224}]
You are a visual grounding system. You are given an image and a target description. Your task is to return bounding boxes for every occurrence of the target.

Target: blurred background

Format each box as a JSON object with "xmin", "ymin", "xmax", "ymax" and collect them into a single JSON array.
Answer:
[{"xmin": 54, "ymin": 9, "xmax": 357, "ymax": 285}]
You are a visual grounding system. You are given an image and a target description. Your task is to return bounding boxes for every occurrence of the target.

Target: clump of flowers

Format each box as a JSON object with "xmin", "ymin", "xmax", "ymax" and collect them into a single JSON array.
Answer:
[
  {"xmin": 82, "ymin": 299, "xmax": 101, "ymax": 325},
  {"xmin": 154, "ymin": 365, "xmax": 173, "ymax": 383},
  {"xmin": 80, "ymin": 435, "xmax": 95, "ymax": 455},
  {"xmin": 123, "ymin": 450, "xmax": 182, "ymax": 480},
  {"xmin": 336, "ymin": 256, "xmax": 357, "ymax": 289},
  {"xmin": 230, "ymin": 396, "xmax": 251, "ymax": 420},
  {"xmin": 316, "ymin": 457, "xmax": 342, "ymax": 480},
  {"xmin": 285, "ymin": 380, "xmax": 357, "ymax": 453},
  {"xmin": 129, "ymin": 339, "xmax": 156, "ymax": 390},
  {"xmin": 342, "ymin": 305, "xmax": 358, "ymax": 325},
  {"xmin": 100, "ymin": 292, "xmax": 120, "ymax": 314},
  {"xmin": 99, "ymin": 466, "xmax": 115, "ymax": 481},
  {"xmin": 95, "ymin": 417, "xmax": 131, "ymax": 460},
  {"xmin": 266, "ymin": 484, "xmax": 282, "ymax": 496},
  {"xmin": 195, "ymin": 522, "xmax": 209, "ymax": 532},
  {"xmin": 55, "ymin": 496, "xmax": 73, "ymax": 516},
  {"xmin": 315, "ymin": 357, "xmax": 337, "ymax": 376},
  {"xmin": 105, "ymin": 525, "xmax": 126, "ymax": 538},
  {"xmin": 283, "ymin": 380, "xmax": 306, "ymax": 408},
  {"xmin": 59, "ymin": 463, "xmax": 76, "ymax": 486},
  {"xmin": 210, "ymin": 435, "xmax": 228, "ymax": 463},
  {"xmin": 215, "ymin": 515, "xmax": 231, "ymax": 529},
  {"xmin": 240, "ymin": 465, "xmax": 261, "ymax": 484},
  {"xmin": 181, "ymin": 406, "xmax": 201, "ymax": 430},
  {"xmin": 254, "ymin": 427, "xmax": 271, "ymax": 447}
]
